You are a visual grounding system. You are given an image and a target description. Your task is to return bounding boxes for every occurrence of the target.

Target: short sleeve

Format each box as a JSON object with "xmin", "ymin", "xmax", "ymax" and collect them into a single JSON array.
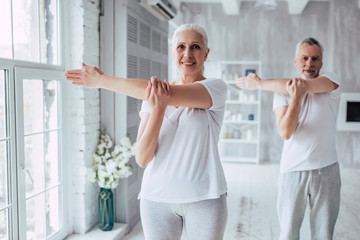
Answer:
[
  {"xmin": 320, "ymin": 72, "xmax": 341, "ymax": 94},
  {"xmin": 197, "ymin": 78, "xmax": 227, "ymax": 111},
  {"xmin": 320, "ymin": 72, "xmax": 340, "ymax": 86},
  {"xmin": 139, "ymin": 100, "xmax": 151, "ymax": 118},
  {"xmin": 273, "ymin": 93, "xmax": 289, "ymax": 111}
]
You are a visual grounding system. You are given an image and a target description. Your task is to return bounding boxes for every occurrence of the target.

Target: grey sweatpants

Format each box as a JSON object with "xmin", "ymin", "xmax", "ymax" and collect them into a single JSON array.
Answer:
[
  {"xmin": 277, "ymin": 162, "xmax": 341, "ymax": 240},
  {"xmin": 140, "ymin": 194, "xmax": 228, "ymax": 240}
]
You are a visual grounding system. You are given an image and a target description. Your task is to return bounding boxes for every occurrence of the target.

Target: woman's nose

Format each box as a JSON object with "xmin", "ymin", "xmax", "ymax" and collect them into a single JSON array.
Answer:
[{"xmin": 184, "ymin": 48, "xmax": 191, "ymax": 57}]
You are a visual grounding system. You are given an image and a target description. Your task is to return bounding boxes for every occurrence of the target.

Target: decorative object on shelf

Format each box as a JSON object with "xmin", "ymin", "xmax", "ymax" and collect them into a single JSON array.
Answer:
[
  {"xmin": 246, "ymin": 129, "xmax": 253, "ymax": 140},
  {"xmin": 249, "ymin": 94, "xmax": 256, "ymax": 102},
  {"xmin": 248, "ymin": 113, "xmax": 254, "ymax": 121},
  {"xmin": 254, "ymin": 0, "xmax": 277, "ymax": 11},
  {"xmin": 245, "ymin": 69, "xmax": 256, "ymax": 76},
  {"xmin": 86, "ymin": 129, "xmax": 136, "ymax": 231}
]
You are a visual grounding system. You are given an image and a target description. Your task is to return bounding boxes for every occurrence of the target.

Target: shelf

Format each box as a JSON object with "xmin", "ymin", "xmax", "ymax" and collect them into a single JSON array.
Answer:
[
  {"xmin": 223, "ymin": 120, "xmax": 259, "ymax": 124},
  {"xmin": 224, "ymin": 80, "xmax": 237, "ymax": 84},
  {"xmin": 226, "ymin": 100, "xmax": 259, "ymax": 105},
  {"xmin": 220, "ymin": 156, "xmax": 258, "ymax": 163},
  {"xmin": 216, "ymin": 60, "xmax": 261, "ymax": 164},
  {"xmin": 66, "ymin": 223, "xmax": 128, "ymax": 240},
  {"xmin": 220, "ymin": 139, "xmax": 258, "ymax": 144}
]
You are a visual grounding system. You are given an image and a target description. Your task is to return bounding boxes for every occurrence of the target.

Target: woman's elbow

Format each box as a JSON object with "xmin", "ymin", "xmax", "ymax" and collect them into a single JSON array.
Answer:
[
  {"xmin": 136, "ymin": 159, "xmax": 147, "ymax": 168},
  {"xmin": 279, "ymin": 129, "xmax": 292, "ymax": 140},
  {"xmin": 135, "ymin": 150, "xmax": 152, "ymax": 168},
  {"xmin": 135, "ymin": 153, "xmax": 147, "ymax": 168},
  {"xmin": 281, "ymin": 134, "xmax": 291, "ymax": 140}
]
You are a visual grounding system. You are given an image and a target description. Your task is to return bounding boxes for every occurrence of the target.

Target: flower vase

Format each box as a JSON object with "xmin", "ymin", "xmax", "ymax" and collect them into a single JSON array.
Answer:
[{"xmin": 98, "ymin": 188, "xmax": 114, "ymax": 231}]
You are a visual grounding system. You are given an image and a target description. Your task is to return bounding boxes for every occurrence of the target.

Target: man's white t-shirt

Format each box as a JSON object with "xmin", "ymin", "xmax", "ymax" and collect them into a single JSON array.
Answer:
[
  {"xmin": 273, "ymin": 72, "xmax": 341, "ymax": 173},
  {"xmin": 138, "ymin": 78, "xmax": 228, "ymax": 203}
]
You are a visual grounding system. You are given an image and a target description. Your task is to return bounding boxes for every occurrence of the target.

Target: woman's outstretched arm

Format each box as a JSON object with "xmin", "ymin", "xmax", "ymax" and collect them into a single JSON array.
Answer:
[
  {"xmin": 65, "ymin": 63, "xmax": 149, "ymax": 100},
  {"xmin": 65, "ymin": 63, "xmax": 213, "ymax": 109}
]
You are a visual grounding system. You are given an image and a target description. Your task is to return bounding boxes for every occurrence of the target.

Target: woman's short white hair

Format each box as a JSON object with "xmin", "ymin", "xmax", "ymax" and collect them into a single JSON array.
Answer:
[{"xmin": 171, "ymin": 23, "xmax": 208, "ymax": 49}]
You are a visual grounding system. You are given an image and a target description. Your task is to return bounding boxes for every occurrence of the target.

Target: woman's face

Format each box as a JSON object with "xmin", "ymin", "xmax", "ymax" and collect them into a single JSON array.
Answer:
[{"xmin": 172, "ymin": 30, "xmax": 209, "ymax": 76}]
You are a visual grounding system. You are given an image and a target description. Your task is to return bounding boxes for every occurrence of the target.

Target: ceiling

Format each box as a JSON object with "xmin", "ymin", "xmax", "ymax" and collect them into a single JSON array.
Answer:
[{"xmin": 176, "ymin": 0, "xmax": 333, "ymax": 15}]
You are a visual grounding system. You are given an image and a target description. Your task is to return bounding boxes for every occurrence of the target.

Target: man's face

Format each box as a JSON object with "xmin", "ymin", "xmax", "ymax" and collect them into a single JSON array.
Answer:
[{"xmin": 294, "ymin": 44, "xmax": 323, "ymax": 79}]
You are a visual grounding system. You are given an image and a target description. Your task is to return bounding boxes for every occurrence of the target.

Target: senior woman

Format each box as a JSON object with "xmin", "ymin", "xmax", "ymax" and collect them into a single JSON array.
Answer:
[{"xmin": 65, "ymin": 23, "xmax": 228, "ymax": 240}]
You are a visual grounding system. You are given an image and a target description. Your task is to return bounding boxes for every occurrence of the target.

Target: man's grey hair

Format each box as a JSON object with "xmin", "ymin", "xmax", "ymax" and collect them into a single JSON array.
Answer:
[
  {"xmin": 295, "ymin": 37, "xmax": 323, "ymax": 57},
  {"xmin": 171, "ymin": 23, "xmax": 209, "ymax": 50}
]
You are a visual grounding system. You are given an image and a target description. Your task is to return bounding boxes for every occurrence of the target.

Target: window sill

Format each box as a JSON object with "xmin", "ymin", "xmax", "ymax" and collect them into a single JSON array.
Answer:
[{"xmin": 66, "ymin": 223, "xmax": 128, "ymax": 240}]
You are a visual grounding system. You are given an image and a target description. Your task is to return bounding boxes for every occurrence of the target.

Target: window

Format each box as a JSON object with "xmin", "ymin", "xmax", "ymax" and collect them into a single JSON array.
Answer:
[
  {"xmin": 0, "ymin": 69, "xmax": 12, "ymax": 240},
  {"xmin": 0, "ymin": 0, "xmax": 59, "ymax": 64},
  {"xmin": 16, "ymin": 68, "xmax": 64, "ymax": 240},
  {"xmin": 0, "ymin": 0, "xmax": 67, "ymax": 239},
  {"xmin": 0, "ymin": 67, "xmax": 66, "ymax": 240}
]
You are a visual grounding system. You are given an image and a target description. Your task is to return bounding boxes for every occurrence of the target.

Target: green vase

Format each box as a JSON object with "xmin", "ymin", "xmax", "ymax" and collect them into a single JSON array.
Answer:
[{"xmin": 98, "ymin": 188, "xmax": 114, "ymax": 231}]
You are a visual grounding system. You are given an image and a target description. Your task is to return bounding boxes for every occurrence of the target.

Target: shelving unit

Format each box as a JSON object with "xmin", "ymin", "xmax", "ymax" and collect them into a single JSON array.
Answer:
[{"xmin": 218, "ymin": 61, "xmax": 262, "ymax": 164}]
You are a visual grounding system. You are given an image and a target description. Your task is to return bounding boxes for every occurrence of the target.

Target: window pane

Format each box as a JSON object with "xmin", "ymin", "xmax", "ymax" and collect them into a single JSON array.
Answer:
[
  {"xmin": 45, "ymin": 131, "xmax": 58, "ymax": 188},
  {"xmin": 0, "ymin": 141, "xmax": 8, "ymax": 208},
  {"xmin": 39, "ymin": 0, "xmax": 59, "ymax": 64},
  {"xmin": 0, "ymin": 209, "xmax": 9, "ymax": 240},
  {"xmin": 12, "ymin": 0, "xmax": 40, "ymax": 62},
  {"xmin": 23, "ymin": 79, "xmax": 59, "ymax": 134},
  {"xmin": 44, "ymin": 80, "xmax": 58, "ymax": 131},
  {"xmin": 26, "ymin": 194, "xmax": 45, "ymax": 240},
  {"xmin": 25, "ymin": 134, "xmax": 45, "ymax": 198},
  {"xmin": 46, "ymin": 187, "xmax": 59, "ymax": 237},
  {"xmin": 23, "ymin": 80, "xmax": 44, "ymax": 135},
  {"xmin": 0, "ymin": 72, "xmax": 6, "ymax": 139},
  {"xmin": 0, "ymin": 0, "xmax": 12, "ymax": 59}
]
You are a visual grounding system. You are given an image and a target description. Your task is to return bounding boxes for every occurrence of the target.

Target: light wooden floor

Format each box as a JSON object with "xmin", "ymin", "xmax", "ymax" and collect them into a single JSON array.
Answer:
[{"xmin": 122, "ymin": 162, "xmax": 360, "ymax": 240}]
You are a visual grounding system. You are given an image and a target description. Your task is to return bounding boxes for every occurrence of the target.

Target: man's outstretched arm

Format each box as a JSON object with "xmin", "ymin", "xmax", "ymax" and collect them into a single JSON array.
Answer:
[{"xmin": 236, "ymin": 73, "xmax": 338, "ymax": 95}]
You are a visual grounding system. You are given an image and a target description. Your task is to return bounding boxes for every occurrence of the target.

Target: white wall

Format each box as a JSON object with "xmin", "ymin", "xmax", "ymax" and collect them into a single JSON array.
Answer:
[{"xmin": 65, "ymin": 0, "xmax": 101, "ymax": 234}]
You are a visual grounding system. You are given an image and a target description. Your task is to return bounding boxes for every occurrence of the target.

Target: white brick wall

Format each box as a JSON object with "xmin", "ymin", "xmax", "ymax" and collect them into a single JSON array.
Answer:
[{"xmin": 67, "ymin": 0, "xmax": 101, "ymax": 234}]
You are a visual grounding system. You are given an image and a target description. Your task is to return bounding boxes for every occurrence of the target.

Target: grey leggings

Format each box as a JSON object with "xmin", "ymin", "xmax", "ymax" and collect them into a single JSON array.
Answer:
[
  {"xmin": 277, "ymin": 162, "xmax": 341, "ymax": 240},
  {"xmin": 140, "ymin": 194, "xmax": 228, "ymax": 240}
]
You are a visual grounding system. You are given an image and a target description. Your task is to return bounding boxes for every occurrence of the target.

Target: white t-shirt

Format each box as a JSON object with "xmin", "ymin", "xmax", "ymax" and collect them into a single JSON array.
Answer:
[
  {"xmin": 273, "ymin": 72, "xmax": 341, "ymax": 173},
  {"xmin": 138, "ymin": 78, "xmax": 228, "ymax": 203}
]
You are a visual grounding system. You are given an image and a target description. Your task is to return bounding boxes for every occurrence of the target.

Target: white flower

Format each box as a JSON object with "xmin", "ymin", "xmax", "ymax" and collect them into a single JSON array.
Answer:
[
  {"xmin": 105, "ymin": 159, "xmax": 118, "ymax": 173},
  {"xmin": 122, "ymin": 151, "xmax": 133, "ymax": 161},
  {"xmin": 115, "ymin": 156, "xmax": 128, "ymax": 167},
  {"xmin": 110, "ymin": 181, "xmax": 119, "ymax": 189},
  {"xmin": 119, "ymin": 166, "xmax": 133, "ymax": 178},
  {"xmin": 104, "ymin": 134, "xmax": 113, "ymax": 149},
  {"xmin": 92, "ymin": 153, "xmax": 102, "ymax": 165},
  {"xmin": 131, "ymin": 143, "xmax": 136, "ymax": 155},
  {"xmin": 120, "ymin": 137, "xmax": 132, "ymax": 148},
  {"xmin": 87, "ymin": 130, "xmax": 136, "ymax": 189},
  {"xmin": 97, "ymin": 165, "xmax": 110, "ymax": 179},
  {"xmin": 97, "ymin": 142, "xmax": 107, "ymax": 155},
  {"xmin": 111, "ymin": 145, "xmax": 126, "ymax": 157},
  {"xmin": 104, "ymin": 151, "xmax": 111, "ymax": 160}
]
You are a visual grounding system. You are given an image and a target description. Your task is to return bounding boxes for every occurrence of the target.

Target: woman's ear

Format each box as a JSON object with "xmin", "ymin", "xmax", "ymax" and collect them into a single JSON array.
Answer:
[{"xmin": 204, "ymin": 48, "xmax": 210, "ymax": 61}]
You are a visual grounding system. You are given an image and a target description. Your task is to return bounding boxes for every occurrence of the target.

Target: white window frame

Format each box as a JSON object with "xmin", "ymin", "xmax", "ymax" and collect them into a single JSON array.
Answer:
[
  {"xmin": 14, "ymin": 67, "xmax": 68, "ymax": 240},
  {"xmin": 0, "ymin": 63, "xmax": 18, "ymax": 240}
]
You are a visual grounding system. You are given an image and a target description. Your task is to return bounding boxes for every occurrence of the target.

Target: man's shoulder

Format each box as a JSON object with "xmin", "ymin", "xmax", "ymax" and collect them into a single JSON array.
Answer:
[{"xmin": 319, "ymin": 72, "xmax": 340, "ymax": 85}]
